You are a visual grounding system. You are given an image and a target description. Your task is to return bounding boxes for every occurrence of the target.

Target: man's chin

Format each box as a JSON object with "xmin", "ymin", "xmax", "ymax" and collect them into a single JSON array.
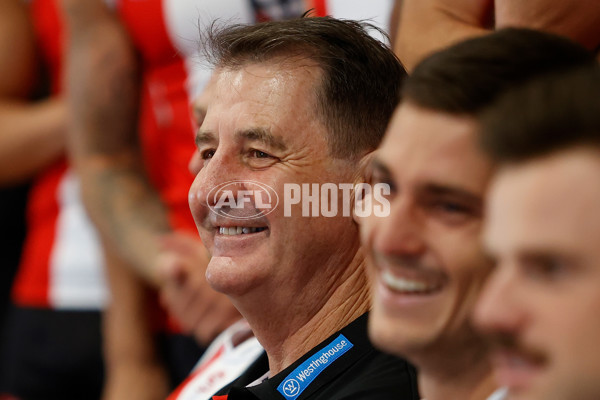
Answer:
[{"xmin": 206, "ymin": 256, "xmax": 264, "ymax": 297}]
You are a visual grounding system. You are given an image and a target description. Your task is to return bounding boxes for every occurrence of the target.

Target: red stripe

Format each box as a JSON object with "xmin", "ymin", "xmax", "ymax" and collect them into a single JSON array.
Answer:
[
  {"xmin": 12, "ymin": 161, "xmax": 67, "ymax": 307},
  {"xmin": 312, "ymin": 0, "xmax": 328, "ymax": 16},
  {"xmin": 118, "ymin": 0, "xmax": 197, "ymax": 332},
  {"xmin": 30, "ymin": 0, "xmax": 64, "ymax": 94}
]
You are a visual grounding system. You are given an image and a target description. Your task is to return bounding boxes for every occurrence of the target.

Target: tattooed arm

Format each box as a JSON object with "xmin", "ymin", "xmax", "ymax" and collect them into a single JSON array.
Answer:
[
  {"xmin": 60, "ymin": 0, "xmax": 240, "ymax": 347},
  {"xmin": 61, "ymin": 0, "xmax": 168, "ymax": 285}
]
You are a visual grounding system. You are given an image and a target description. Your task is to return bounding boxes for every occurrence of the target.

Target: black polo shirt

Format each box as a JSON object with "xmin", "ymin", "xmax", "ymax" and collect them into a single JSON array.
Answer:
[{"xmin": 211, "ymin": 313, "xmax": 419, "ymax": 400}]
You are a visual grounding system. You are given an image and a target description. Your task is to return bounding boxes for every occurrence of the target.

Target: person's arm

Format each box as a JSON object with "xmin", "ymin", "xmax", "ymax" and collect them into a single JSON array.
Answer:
[
  {"xmin": 61, "ymin": 0, "xmax": 167, "ymax": 285},
  {"xmin": 101, "ymin": 245, "xmax": 170, "ymax": 400},
  {"xmin": 0, "ymin": 0, "xmax": 66, "ymax": 185},
  {"xmin": 61, "ymin": 0, "xmax": 240, "ymax": 346},
  {"xmin": 393, "ymin": 0, "xmax": 493, "ymax": 71},
  {"xmin": 495, "ymin": 0, "xmax": 600, "ymax": 51}
]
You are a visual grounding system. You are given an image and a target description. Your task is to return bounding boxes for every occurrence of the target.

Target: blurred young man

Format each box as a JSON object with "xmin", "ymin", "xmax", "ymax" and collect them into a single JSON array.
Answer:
[
  {"xmin": 475, "ymin": 65, "xmax": 600, "ymax": 400},
  {"xmin": 359, "ymin": 29, "xmax": 595, "ymax": 400}
]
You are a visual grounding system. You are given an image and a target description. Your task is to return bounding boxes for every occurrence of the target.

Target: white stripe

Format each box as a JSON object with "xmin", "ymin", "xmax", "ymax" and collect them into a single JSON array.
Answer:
[
  {"xmin": 163, "ymin": 0, "xmax": 256, "ymax": 99},
  {"xmin": 177, "ymin": 320, "xmax": 264, "ymax": 400},
  {"xmin": 327, "ymin": 0, "xmax": 395, "ymax": 43},
  {"xmin": 49, "ymin": 171, "xmax": 109, "ymax": 309}
]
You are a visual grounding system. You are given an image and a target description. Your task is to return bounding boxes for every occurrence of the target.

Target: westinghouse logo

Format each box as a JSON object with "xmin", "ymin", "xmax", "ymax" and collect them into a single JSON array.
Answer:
[
  {"xmin": 206, "ymin": 180, "xmax": 390, "ymax": 221},
  {"xmin": 206, "ymin": 180, "xmax": 279, "ymax": 220},
  {"xmin": 281, "ymin": 379, "xmax": 300, "ymax": 397},
  {"xmin": 277, "ymin": 335, "xmax": 353, "ymax": 399}
]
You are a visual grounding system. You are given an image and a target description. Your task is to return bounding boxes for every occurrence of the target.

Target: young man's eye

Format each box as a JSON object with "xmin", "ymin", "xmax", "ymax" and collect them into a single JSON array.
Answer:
[
  {"xmin": 435, "ymin": 201, "xmax": 471, "ymax": 215},
  {"xmin": 427, "ymin": 198, "xmax": 480, "ymax": 226},
  {"xmin": 368, "ymin": 170, "xmax": 396, "ymax": 193},
  {"xmin": 523, "ymin": 257, "xmax": 569, "ymax": 282},
  {"xmin": 201, "ymin": 149, "xmax": 215, "ymax": 159}
]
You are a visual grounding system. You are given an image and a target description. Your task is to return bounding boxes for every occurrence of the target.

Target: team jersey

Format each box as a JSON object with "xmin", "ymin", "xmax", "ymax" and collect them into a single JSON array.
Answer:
[
  {"xmin": 209, "ymin": 314, "xmax": 419, "ymax": 400},
  {"xmin": 168, "ymin": 319, "xmax": 264, "ymax": 400},
  {"xmin": 12, "ymin": 0, "xmax": 303, "ymax": 310}
]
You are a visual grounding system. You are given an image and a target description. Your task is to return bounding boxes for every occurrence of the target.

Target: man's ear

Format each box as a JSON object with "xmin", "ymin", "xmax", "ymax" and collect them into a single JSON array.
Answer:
[{"xmin": 351, "ymin": 150, "xmax": 377, "ymax": 225}]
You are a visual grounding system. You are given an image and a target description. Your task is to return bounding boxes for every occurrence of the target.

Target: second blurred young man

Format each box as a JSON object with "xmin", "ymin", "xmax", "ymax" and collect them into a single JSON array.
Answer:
[{"xmin": 475, "ymin": 65, "xmax": 600, "ymax": 400}]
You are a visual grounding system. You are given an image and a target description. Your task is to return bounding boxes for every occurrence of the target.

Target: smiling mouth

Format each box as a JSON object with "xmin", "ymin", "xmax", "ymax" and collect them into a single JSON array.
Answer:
[
  {"xmin": 218, "ymin": 226, "xmax": 268, "ymax": 236},
  {"xmin": 381, "ymin": 269, "xmax": 442, "ymax": 294}
]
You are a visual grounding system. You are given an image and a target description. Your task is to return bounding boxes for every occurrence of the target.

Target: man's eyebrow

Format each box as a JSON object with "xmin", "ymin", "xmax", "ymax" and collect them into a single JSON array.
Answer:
[
  {"xmin": 236, "ymin": 127, "xmax": 287, "ymax": 151},
  {"xmin": 422, "ymin": 183, "xmax": 483, "ymax": 206},
  {"xmin": 195, "ymin": 130, "xmax": 216, "ymax": 147}
]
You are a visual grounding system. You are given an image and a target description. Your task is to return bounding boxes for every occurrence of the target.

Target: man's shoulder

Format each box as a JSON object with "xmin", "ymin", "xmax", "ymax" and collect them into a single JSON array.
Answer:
[
  {"xmin": 223, "ymin": 313, "xmax": 419, "ymax": 400},
  {"xmin": 309, "ymin": 345, "xmax": 419, "ymax": 400}
]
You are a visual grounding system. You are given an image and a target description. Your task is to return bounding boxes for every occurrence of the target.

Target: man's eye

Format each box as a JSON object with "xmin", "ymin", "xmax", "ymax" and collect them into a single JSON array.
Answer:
[
  {"xmin": 201, "ymin": 149, "xmax": 215, "ymax": 159},
  {"xmin": 251, "ymin": 149, "xmax": 271, "ymax": 158},
  {"xmin": 523, "ymin": 257, "xmax": 568, "ymax": 282},
  {"xmin": 368, "ymin": 171, "xmax": 396, "ymax": 193},
  {"xmin": 435, "ymin": 201, "xmax": 470, "ymax": 215},
  {"xmin": 427, "ymin": 199, "xmax": 479, "ymax": 226}
]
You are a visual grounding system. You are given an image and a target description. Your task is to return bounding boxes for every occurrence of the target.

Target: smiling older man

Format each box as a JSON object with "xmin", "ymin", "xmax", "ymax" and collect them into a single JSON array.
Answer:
[{"xmin": 187, "ymin": 17, "xmax": 418, "ymax": 400}]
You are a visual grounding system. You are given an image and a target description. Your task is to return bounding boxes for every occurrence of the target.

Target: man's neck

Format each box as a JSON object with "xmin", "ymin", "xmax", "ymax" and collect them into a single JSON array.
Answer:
[
  {"xmin": 236, "ymin": 250, "xmax": 370, "ymax": 376},
  {"xmin": 416, "ymin": 336, "xmax": 496, "ymax": 400}
]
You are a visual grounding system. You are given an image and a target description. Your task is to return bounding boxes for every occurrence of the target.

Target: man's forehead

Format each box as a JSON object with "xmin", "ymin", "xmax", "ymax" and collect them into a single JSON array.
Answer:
[
  {"xmin": 495, "ymin": 148, "xmax": 600, "ymax": 212},
  {"xmin": 199, "ymin": 61, "xmax": 325, "ymax": 131},
  {"xmin": 377, "ymin": 104, "xmax": 491, "ymax": 189},
  {"xmin": 383, "ymin": 103, "xmax": 480, "ymax": 154},
  {"xmin": 487, "ymin": 150, "xmax": 600, "ymax": 253},
  {"xmin": 212, "ymin": 59, "xmax": 322, "ymax": 92}
]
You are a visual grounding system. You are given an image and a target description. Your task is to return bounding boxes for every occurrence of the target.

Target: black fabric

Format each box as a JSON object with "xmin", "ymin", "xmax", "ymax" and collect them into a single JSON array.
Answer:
[
  {"xmin": 212, "ymin": 313, "xmax": 419, "ymax": 400},
  {"xmin": 0, "ymin": 306, "xmax": 104, "ymax": 400},
  {"xmin": 157, "ymin": 332, "xmax": 206, "ymax": 388},
  {"xmin": 0, "ymin": 185, "xmax": 29, "ymax": 336}
]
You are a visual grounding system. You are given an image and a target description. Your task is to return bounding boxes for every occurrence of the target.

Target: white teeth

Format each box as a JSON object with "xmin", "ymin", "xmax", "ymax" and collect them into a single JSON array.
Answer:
[
  {"xmin": 382, "ymin": 270, "xmax": 434, "ymax": 293},
  {"xmin": 218, "ymin": 226, "xmax": 264, "ymax": 235}
]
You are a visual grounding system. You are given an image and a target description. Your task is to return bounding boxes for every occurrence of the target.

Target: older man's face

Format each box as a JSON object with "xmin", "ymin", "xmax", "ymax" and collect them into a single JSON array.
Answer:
[
  {"xmin": 188, "ymin": 61, "xmax": 361, "ymax": 306},
  {"xmin": 361, "ymin": 102, "xmax": 494, "ymax": 361},
  {"xmin": 474, "ymin": 148, "xmax": 600, "ymax": 400}
]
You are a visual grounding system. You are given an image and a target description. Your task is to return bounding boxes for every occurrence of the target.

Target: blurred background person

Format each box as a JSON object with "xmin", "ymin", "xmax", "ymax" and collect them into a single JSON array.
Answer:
[
  {"xmin": 0, "ymin": 1, "xmax": 106, "ymax": 398},
  {"xmin": 394, "ymin": 0, "xmax": 600, "ymax": 71},
  {"xmin": 358, "ymin": 29, "xmax": 596, "ymax": 400},
  {"xmin": 0, "ymin": 0, "xmax": 303, "ymax": 399},
  {"xmin": 475, "ymin": 64, "xmax": 600, "ymax": 400}
]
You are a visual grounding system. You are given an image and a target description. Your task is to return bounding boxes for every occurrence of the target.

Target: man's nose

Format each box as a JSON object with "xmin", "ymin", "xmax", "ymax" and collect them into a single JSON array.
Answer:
[
  {"xmin": 188, "ymin": 148, "xmax": 239, "ymax": 213},
  {"xmin": 372, "ymin": 197, "xmax": 426, "ymax": 258},
  {"xmin": 473, "ymin": 262, "xmax": 526, "ymax": 336}
]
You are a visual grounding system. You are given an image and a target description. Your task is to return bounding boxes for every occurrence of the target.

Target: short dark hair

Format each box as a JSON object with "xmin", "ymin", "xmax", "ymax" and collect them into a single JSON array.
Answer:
[
  {"xmin": 402, "ymin": 28, "xmax": 596, "ymax": 115},
  {"xmin": 203, "ymin": 16, "xmax": 406, "ymax": 159},
  {"xmin": 481, "ymin": 65, "xmax": 600, "ymax": 163}
]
